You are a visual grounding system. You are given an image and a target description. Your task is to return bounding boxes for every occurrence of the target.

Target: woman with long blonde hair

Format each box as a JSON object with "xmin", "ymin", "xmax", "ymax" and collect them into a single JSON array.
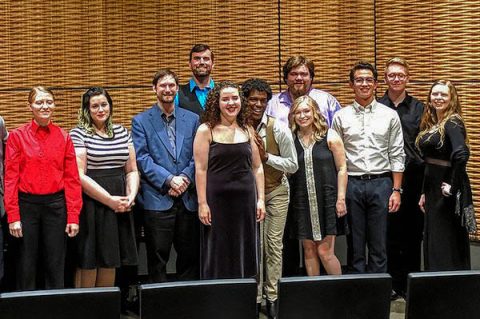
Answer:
[
  {"xmin": 288, "ymin": 95, "xmax": 347, "ymax": 276},
  {"xmin": 416, "ymin": 80, "xmax": 475, "ymax": 271}
]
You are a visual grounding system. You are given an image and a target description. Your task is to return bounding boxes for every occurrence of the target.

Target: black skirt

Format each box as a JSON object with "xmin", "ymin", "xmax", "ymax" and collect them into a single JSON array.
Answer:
[{"xmin": 76, "ymin": 168, "xmax": 138, "ymax": 269}]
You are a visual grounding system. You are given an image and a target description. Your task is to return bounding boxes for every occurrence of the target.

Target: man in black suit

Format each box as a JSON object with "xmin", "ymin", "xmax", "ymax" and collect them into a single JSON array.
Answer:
[{"xmin": 175, "ymin": 44, "xmax": 215, "ymax": 116}]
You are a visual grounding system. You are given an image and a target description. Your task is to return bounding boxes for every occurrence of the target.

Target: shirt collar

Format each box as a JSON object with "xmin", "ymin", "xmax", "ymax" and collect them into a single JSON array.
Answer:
[
  {"xmin": 353, "ymin": 99, "xmax": 377, "ymax": 113},
  {"xmin": 256, "ymin": 112, "xmax": 269, "ymax": 131},
  {"xmin": 30, "ymin": 119, "xmax": 52, "ymax": 133},
  {"xmin": 157, "ymin": 103, "xmax": 176, "ymax": 119},
  {"xmin": 189, "ymin": 78, "xmax": 214, "ymax": 92},
  {"xmin": 382, "ymin": 90, "xmax": 412, "ymax": 108}
]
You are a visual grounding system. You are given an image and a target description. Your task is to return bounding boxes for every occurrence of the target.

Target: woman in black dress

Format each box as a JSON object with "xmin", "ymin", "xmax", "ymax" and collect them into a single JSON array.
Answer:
[
  {"xmin": 289, "ymin": 95, "xmax": 347, "ymax": 276},
  {"xmin": 417, "ymin": 80, "xmax": 476, "ymax": 271},
  {"xmin": 194, "ymin": 81, "xmax": 265, "ymax": 279}
]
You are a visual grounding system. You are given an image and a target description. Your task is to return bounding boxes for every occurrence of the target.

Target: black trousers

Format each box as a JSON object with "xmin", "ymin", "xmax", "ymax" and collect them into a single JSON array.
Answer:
[
  {"xmin": 16, "ymin": 192, "xmax": 67, "ymax": 291},
  {"xmin": 347, "ymin": 177, "xmax": 392, "ymax": 273},
  {"xmin": 387, "ymin": 165, "xmax": 424, "ymax": 293},
  {"xmin": 144, "ymin": 200, "xmax": 199, "ymax": 283}
]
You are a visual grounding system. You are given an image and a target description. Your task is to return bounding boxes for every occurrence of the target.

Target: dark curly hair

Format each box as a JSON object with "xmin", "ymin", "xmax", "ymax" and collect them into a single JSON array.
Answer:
[
  {"xmin": 201, "ymin": 81, "xmax": 248, "ymax": 129},
  {"xmin": 241, "ymin": 78, "xmax": 273, "ymax": 102}
]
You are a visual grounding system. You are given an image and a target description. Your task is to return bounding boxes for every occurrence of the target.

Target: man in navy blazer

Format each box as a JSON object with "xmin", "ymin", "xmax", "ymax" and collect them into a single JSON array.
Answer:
[{"xmin": 132, "ymin": 69, "xmax": 200, "ymax": 282}]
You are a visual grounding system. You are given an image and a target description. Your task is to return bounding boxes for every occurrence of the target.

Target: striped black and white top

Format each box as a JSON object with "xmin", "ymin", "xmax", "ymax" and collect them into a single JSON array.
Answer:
[{"xmin": 70, "ymin": 124, "xmax": 132, "ymax": 170}]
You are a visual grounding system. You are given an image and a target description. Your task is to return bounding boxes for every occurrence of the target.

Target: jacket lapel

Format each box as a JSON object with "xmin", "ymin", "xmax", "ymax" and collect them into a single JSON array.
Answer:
[{"xmin": 175, "ymin": 109, "xmax": 185, "ymax": 158}]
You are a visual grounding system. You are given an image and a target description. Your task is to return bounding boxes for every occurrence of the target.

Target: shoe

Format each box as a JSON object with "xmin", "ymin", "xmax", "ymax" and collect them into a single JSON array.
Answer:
[
  {"xmin": 390, "ymin": 290, "xmax": 399, "ymax": 301},
  {"xmin": 266, "ymin": 300, "xmax": 278, "ymax": 319}
]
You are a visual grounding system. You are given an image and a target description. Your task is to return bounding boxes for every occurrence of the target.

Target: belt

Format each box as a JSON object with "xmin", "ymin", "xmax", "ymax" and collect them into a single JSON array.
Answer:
[
  {"xmin": 349, "ymin": 172, "xmax": 392, "ymax": 180},
  {"xmin": 424, "ymin": 157, "xmax": 451, "ymax": 167}
]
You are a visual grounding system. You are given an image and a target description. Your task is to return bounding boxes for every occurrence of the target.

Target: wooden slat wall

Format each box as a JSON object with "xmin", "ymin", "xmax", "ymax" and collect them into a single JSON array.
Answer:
[{"xmin": 1, "ymin": 0, "xmax": 480, "ymax": 238}]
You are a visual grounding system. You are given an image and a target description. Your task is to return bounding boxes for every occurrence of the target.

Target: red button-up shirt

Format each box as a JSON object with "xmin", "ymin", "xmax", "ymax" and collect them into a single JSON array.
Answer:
[{"xmin": 4, "ymin": 120, "xmax": 82, "ymax": 224}]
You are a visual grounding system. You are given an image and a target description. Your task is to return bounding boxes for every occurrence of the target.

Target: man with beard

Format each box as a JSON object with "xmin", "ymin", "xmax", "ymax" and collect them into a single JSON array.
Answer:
[
  {"xmin": 175, "ymin": 44, "xmax": 215, "ymax": 116},
  {"xmin": 243, "ymin": 78, "xmax": 298, "ymax": 319},
  {"xmin": 266, "ymin": 55, "xmax": 341, "ymax": 276},
  {"xmin": 266, "ymin": 55, "xmax": 341, "ymax": 126},
  {"xmin": 378, "ymin": 57, "xmax": 424, "ymax": 300},
  {"xmin": 332, "ymin": 61, "xmax": 405, "ymax": 274},
  {"xmin": 132, "ymin": 69, "xmax": 200, "ymax": 282}
]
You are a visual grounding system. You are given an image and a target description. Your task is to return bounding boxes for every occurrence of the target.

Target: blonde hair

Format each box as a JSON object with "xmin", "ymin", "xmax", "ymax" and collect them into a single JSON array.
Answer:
[
  {"xmin": 385, "ymin": 57, "xmax": 410, "ymax": 75},
  {"xmin": 416, "ymin": 80, "xmax": 467, "ymax": 149},
  {"xmin": 289, "ymin": 95, "xmax": 328, "ymax": 141}
]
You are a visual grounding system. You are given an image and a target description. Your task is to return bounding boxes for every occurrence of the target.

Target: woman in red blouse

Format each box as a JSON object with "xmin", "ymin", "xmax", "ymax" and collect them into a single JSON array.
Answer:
[{"xmin": 4, "ymin": 86, "xmax": 82, "ymax": 290}]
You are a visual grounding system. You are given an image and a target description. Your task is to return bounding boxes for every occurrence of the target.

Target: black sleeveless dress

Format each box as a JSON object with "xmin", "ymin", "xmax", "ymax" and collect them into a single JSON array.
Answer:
[
  {"xmin": 200, "ymin": 141, "xmax": 259, "ymax": 279},
  {"xmin": 290, "ymin": 135, "xmax": 341, "ymax": 240}
]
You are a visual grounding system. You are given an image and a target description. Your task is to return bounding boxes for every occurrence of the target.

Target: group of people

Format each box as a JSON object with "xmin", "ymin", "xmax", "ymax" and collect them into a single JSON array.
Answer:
[{"xmin": 0, "ymin": 43, "xmax": 476, "ymax": 319}]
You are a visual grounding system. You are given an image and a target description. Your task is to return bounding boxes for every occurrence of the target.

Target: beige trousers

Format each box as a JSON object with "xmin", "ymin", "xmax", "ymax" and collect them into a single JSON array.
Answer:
[{"xmin": 257, "ymin": 182, "xmax": 289, "ymax": 302}]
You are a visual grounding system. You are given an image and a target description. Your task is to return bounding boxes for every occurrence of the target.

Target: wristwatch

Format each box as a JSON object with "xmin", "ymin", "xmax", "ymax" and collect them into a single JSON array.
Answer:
[{"xmin": 392, "ymin": 187, "xmax": 403, "ymax": 194}]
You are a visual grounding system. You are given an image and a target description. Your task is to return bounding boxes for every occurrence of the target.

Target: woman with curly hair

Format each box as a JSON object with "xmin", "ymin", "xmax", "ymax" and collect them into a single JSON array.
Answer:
[
  {"xmin": 70, "ymin": 87, "xmax": 139, "ymax": 287},
  {"xmin": 416, "ymin": 80, "xmax": 475, "ymax": 271},
  {"xmin": 194, "ymin": 81, "xmax": 265, "ymax": 279}
]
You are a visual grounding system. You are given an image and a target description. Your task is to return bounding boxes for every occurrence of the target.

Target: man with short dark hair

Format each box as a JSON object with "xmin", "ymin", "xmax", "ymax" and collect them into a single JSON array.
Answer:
[
  {"xmin": 132, "ymin": 69, "xmax": 200, "ymax": 282},
  {"xmin": 266, "ymin": 55, "xmax": 341, "ymax": 126},
  {"xmin": 243, "ymin": 78, "xmax": 298, "ymax": 319},
  {"xmin": 175, "ymin": 44, "xmax": 215, "ymax": 115},
  {"xmin": 333, "ymin": 62, "xmax": 405, "ymax": 274},
  {"xmin": 378, "ymin": 57, "xmax": 424, "ymax": 299},
  {"xmin": 266, "ymin": 56, "xmax": 341, "ymax": 276}
]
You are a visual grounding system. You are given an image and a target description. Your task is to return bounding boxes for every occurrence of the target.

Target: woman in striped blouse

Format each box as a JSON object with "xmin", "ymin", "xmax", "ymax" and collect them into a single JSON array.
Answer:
[{"xmin": 70, "ymin": 87, "xmax": 139, "ymax": 288}]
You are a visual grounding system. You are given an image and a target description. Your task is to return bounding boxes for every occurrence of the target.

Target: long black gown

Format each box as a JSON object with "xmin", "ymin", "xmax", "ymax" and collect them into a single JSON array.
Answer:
[
  {"xmin": 200, "ymin": 141, "xmax": 259, "ymax": 279},
  {"xmin": 418, "ymin": 117, "xmax": 470, "ymax": 271}
]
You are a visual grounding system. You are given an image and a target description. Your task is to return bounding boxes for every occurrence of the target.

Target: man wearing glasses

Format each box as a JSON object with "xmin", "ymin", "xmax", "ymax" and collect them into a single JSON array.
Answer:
[
  {"xmin": 266, "ymin": 55, "xmax": 341, "ymax": 277},
  {"xmin": 332, "ymin": 62, "xmax": 405, "ymax": 274},
  {"xmin": 378, "ymin": 58, "xmax": 424, "ymax": 299}
]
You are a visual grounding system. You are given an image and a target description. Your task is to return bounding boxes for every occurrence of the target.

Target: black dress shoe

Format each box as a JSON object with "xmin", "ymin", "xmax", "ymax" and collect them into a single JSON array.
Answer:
[
  {"xmin": 266, "ymin": 300, "xmax": 278, "ymax": 319},
  {"xmin": 390, "ymin": 290, "xmax": 400, "ymax": 301}
]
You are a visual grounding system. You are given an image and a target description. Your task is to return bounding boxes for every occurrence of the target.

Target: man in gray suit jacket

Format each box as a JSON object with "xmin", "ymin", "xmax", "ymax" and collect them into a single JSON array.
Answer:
[{"xmin": 132, "ymin": 69, "xmax": 200, "ymax": 282}]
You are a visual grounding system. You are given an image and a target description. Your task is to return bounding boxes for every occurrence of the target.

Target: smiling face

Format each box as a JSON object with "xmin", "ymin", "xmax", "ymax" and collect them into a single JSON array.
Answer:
[
  {"xmin": 350, "ymin": 69, "xmax": 377, "ymax": 106},
  {"xmin": 286, "ymin": 64, "xmax": 312, "ymax": 99},
  {"xmin": 293, "ymin": 101, "xmax": 314, "ymax": 130},
  {"xmin": 189, "ymin": 49, "xmax": 214, "ymax": 80},
  {"xmin": 247, "ymin": 89, "xmax": 268, "ymax": 122},
  {"xmin": 89, "ymin": 94, "xmax": 111, "ymax": 129},
  {"xmin": 430, "ymin": 83, "xmax": 451, "ymax": 117},
  {"xmin": 153, "ymin": 75, "xmax": 178, "ymax": 105},
  {"xmin": 385, "ymin": 63, "xmax": 409, "ymax": 95},
  {"xmin": 219, "ymin": 87, "xmax": 242, "ymax": 122},
  {"xmin": 30, "ymin": 90, "xmax": 55, "ymax": 126}
]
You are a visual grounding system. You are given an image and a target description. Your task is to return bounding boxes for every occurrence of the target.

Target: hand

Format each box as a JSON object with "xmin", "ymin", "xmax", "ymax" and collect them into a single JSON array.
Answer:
[
  {"xmin": 168, "ymin": 188, "xmax": 182, "ymax": 197},
  {"xmin": 125, "ymin": 194, "xmax": 136, "ymax": 211},
  {"xmin": 65, "ymin": 223, "xmax": 79, "ymax": 237},
  {"xmin": 441, "ymin": 182, "xmax": 452, "ymax": 197},
  {"xmin": 418, "ymin": 194, "xmax": 426, "ymax": 213},
  {"xmin": 256, "ymin": 199, "xmax": 266, "ymax": 222},
  {"xmin": 170, "ymin": 176, "xmax": 188, "ymax": 194},
  {"xmin": 9, "ymin": 221, "xmax": 23, "ymax": 238},
  {"xmin": 198, "ymin": 203, "xmax": 211, "ymax": 226},
  {"xmin": 389, "ymin": 191, "xmax": 401, "ymax": 213},
  {"xmin": 108, "ymin": 195, "xmax": 130, "ymax": 213},
  {"xmin": 254, "ymin": 133, "xmax": 268, "ymax": 163},
  {"xmin": 336, "ymin": 198, "xmax": 347, "ymax": 217}
]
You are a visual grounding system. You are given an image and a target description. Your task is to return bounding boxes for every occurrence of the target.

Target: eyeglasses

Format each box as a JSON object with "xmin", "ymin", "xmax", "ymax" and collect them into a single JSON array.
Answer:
[
  {"xmin": 386, "ymin": 73, "xmax": 407, "ymax": 81},
  {"xmin": 353, "ymin": 77, "xmax": 376, "ymax": 85}
]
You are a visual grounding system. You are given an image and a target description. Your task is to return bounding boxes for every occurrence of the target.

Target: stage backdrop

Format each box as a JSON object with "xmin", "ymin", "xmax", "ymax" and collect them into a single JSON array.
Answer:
[{"xmin": 1, "ymin": 0, "xmax": 479, "ymax": 239}]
